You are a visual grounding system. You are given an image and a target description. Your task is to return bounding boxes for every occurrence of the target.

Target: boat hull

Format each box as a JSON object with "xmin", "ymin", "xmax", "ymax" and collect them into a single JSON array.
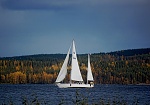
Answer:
[{"xmin": 56, "ymin": 83, "xmax": 94, "ymax": 88}]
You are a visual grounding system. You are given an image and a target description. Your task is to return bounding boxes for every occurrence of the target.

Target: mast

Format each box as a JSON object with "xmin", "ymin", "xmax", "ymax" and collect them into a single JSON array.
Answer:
[{"xmin": 69, "ymin": 41, "xmax": 73, "ymax": 84}]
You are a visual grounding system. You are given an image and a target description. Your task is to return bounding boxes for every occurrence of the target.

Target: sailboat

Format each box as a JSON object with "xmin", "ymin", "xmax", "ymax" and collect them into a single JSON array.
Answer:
[{"xmin": 55, "ymin": 40, "xmax": 94, "ymax": 88}]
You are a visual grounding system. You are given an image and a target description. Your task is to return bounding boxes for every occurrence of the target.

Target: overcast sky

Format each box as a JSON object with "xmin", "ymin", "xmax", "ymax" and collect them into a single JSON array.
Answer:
[{"xmin": 0, "ymin": 0, "xmax": 150, "ymax": 57}]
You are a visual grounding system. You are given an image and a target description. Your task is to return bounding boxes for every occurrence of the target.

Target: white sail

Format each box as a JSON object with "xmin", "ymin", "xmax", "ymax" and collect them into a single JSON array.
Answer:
[
  {"xmin": 56, "ymin": 40, "xmax": 94, "ymax": 88},
  {"xmin": 87, "ymin": 54, "xmax": 94, "ymax": 81},
  {"xmin": 70, "ymin": 40, "xmax": 83, "ymax": 82},
  {"xmin": 55, "ymin": 46, "xmax": 71, "ymax": 83}
]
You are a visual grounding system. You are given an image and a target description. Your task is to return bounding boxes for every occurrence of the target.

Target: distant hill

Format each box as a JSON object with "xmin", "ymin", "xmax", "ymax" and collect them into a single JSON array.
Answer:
[
  {"xmin": 107, "ymin": 48, "xmax": 150, "ymax": 56},
  {"xmin": 0, "ymin": 48, "xmax": 150, "ymax": 84},
  {"xmin": 0, "ymin": 54, "xmax": 66, "ymax": 61},
  {"xmin": 0, "ymin": 48, "xmax": 150, "ymax": 60}
]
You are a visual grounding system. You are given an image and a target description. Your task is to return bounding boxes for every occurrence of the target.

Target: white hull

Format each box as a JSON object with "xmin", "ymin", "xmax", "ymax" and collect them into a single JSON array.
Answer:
[{"xmin": 56, "ymin": 83, "xmax": 94, "ymax": 88}]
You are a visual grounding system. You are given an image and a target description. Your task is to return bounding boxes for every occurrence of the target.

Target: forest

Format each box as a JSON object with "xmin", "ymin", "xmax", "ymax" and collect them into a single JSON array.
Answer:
[{"xmin": 0, "ymin": 48, "xmax": 150, "ymax": 84}]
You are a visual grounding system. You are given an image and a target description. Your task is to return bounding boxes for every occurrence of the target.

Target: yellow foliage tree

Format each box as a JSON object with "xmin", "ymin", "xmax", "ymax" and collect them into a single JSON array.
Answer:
[
  {"xmin": 8, "ymin": 72, "xmax": 26, "ymax": 84},
  {"xmin": 51, "ymin": 64, "xmax": 59, "ymax": 70}
]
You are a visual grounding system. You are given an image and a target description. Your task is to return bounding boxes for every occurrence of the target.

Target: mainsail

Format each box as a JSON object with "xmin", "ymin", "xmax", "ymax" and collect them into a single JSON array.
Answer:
[
  {"xmin": 87, "ymin": 54, "xmax": 94, "ymax": 81},
  {"xmin": 70, "ymin": 40, "xmax": 83, "ymax": 82},
  {"xmin": 55, "ymin": 46, "xmax": 71, "ymax": 83}
]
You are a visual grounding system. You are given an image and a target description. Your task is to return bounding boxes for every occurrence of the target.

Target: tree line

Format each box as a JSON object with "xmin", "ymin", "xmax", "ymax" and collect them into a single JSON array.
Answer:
[{"xmin": 0, "ymin": 48, "xmax": 150, "ymax": 84}]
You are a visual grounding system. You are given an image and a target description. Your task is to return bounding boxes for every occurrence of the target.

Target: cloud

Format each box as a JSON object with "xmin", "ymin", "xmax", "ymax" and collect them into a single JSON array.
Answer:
[
  {"xmin": 0, "ymin": 0, "xmax": 150, "ymax": 57},
  {"xmin": 1, "ymin": 0, "xmax": 149, "ymax": 11},
  {"xmin": 0, "ymin": 0, "xmax": 88, "ymax": 11}
]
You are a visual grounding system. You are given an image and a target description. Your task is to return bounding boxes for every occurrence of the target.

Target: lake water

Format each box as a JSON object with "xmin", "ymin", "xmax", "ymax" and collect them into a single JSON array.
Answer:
[{"xmin": 0, "ymin": 84, "xmax": 150, "ymax": 105}]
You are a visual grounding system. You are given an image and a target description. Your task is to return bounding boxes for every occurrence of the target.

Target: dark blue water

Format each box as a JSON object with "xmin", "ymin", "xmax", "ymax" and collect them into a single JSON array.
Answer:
[{"xmin": 0, "ymin": 84, "xmax": 150, "ymax": 105}]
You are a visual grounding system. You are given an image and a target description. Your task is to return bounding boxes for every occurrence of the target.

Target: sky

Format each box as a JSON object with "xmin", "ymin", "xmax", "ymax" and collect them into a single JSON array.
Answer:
[{"xmin": 0, "ymin": 0, "xmax": 150, "ymax": 57}]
